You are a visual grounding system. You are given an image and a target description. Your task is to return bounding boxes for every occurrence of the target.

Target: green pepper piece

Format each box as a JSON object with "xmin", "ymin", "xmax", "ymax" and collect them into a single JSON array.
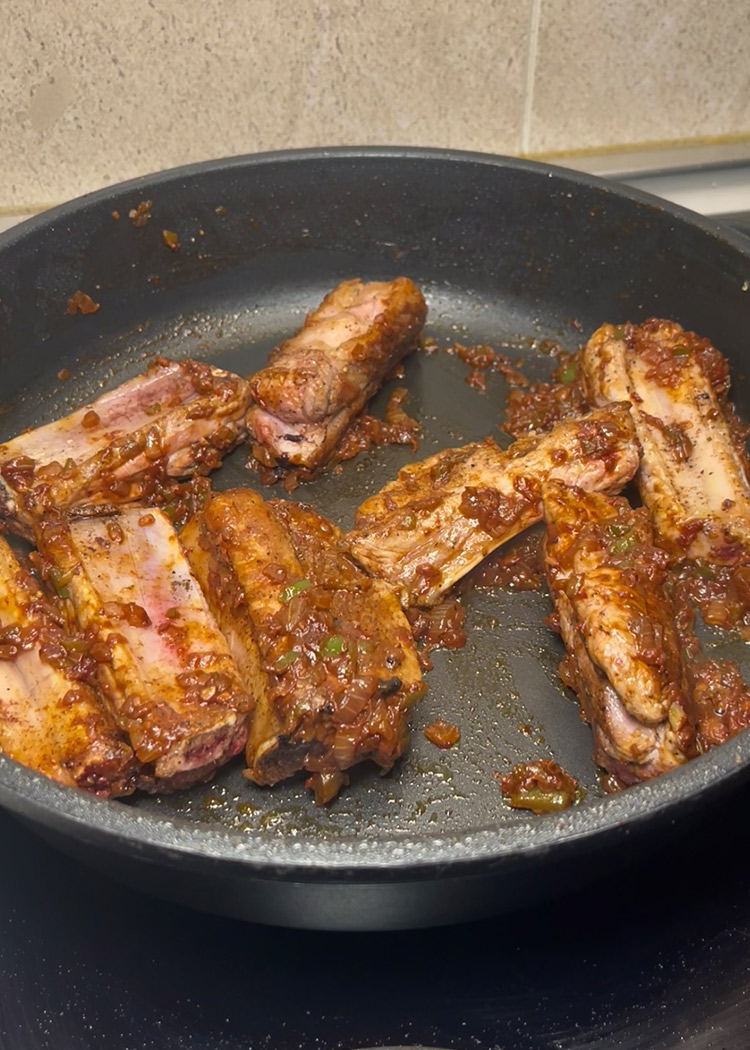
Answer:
[
  {"xmin": 605, "ymin": 522, "xmax": 636, "ymax": 554},
  {"xmin": 508, "ymin": 786, "xmax": 571, "ymax": 814},
  {"xmin": 320, "ymin": 634, "xmax": 344, "ymax": 657},
  {"xmin": 558, "ymin": 359, "xmax": 577, "ymax": 384},
  {"xmin": 279, "ymin": 578, "xmax": 311, "ymax": 603},
  {"xmin": 274, "ymin": 648, "xmax": 300, "ymax": 671}
]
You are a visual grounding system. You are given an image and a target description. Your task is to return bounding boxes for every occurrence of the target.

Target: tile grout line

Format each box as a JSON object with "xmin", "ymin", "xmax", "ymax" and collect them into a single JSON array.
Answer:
[{"xmin": 520, "ymin": 0, "xmax": 542, "ymax": 155}]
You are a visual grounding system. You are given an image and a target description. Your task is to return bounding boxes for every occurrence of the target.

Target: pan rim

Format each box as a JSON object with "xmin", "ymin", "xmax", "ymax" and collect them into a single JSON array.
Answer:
[
  {"xmin": 1, "ymin": 145, "xmax": 750, "ymax": 880},
  {"xmin": 1, "ymin": 732, "xmax": 748, "ymax": 875},
  {"xmin": 1, "ymin": 144, "xmax": 749, "ymax": 258}
]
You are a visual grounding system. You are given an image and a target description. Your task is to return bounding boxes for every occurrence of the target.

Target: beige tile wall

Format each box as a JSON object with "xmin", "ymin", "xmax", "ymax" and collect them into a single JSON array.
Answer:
[
  {"xmin": 1, "ymin": 0, "xmax": 748, "ymax": 212},
  {"xmin": 531, "ymin": 0, "xmax": 750, "ymax": 154}
]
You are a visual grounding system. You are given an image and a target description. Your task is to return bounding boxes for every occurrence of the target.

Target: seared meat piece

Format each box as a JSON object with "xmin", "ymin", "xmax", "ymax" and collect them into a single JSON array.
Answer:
[
  {"xmin": 246, "ymin": 277, "xmax": 427, "ymax": 472},
  {"xmin": 543, "ymin": 480, "xmax": 695, "ymax": 786},
  {"xmin": 181, "ymin": 489, "xmax": 424, "ymax": 803},
  {"xmin": 180, "ymin": 489, "xmax": 292, "ymax": 785},
  {"xmin": 34, "ymin": 508, "xmax": 251, "ymax": 790},
  {"xmin": 0, "ymin": 357, "xmax": 252, "ymax": 537},
  {"xmin": 348, "ymin": 403, "xmax": 640, "ymax": 607},
  {"xmin": 0, "ymin": 535, "xmax": 137, "ymax": 796},
  {"xmin": 582, "ymin": 319, "xmax": 750, "ymax": 562}
]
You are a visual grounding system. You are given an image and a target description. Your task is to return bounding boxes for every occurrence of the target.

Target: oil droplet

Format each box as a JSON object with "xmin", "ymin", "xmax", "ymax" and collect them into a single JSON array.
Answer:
[
  {"xmin": 202, "ymin": 791, "xmax": 226, "ymax": 812},
  {"xmin": 236, "ymin": 800, "xmax": 260, "ymax": 817}
]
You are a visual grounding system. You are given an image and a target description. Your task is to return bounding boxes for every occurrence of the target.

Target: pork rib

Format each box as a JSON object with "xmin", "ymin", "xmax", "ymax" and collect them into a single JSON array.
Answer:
[
  {"xmin": 181, "ymin": 489, "xmax": 425, "ymax": 802},
  {"xmin": 34, "ymin": 508, "xmax": 251, "ymax": 790},
  {"xmin": 543, "ymin": 479, "xmax": 695, "ymax": 786},
  {"xmin": 348, "ymin": 403, "xmax": 640, "ymax": 607},
  {"xmin": 246, "ymin": 277, "xmax": 427, "ymax": 472},
  {"xmin": 0, "ymin": 535, "xmax": 137, "ymax": 796},
  {"xmin": 582, "ymin": 319, "xmax": 750, "ymax": 562},
  {"xmin": 0, "ymin": 357, "xmax": 252, "ymax": 537},
  {"xmin": 180, "ymin": 489, "xmax": 293, "ymax": 786}
]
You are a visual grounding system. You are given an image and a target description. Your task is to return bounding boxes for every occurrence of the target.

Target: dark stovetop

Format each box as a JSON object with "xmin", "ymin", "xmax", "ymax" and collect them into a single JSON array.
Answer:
[
  {"xmin": 3, "ymin": 785, "xmax": 750, "ymax": 1050},
  {"xmin": 2, "ymin": 211, "xmax": 750, "ymax": 1050}
]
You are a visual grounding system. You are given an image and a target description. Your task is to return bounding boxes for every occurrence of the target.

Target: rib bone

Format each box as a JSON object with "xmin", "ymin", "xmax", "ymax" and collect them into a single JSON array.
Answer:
[
  {"xmin": 582, "ymin": 319, "xmax": 750, "ymax": 562},
  {"xmin": 543, "ymin": 479, "xmax": 695, "ymax": 786},
  {"xmin": 348, "ymin": 403, "xmax": 640, "ymax": 607},
  {"xmin": 247, "ymin": 277, "xmax": 427, "ymax": 472},
  {"xmin": 181, "ymin": 489, "xmax": 424, "ymax": 802},
  {"xmin": 0, "ymin": 357, "xmax": 252, "ymax": 537},
  {"xmin": 0, "ymin": 535, "xmax": 137, "ymax": 796},
  {"xmin": 34, "ymin": 508, "xmax": 251, "ymax": 789}
]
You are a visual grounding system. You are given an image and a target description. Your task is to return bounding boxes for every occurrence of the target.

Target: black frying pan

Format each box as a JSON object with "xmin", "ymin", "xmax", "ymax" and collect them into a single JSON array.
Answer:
[{"xmin": 1, "ymin": 147, "xmax": 749, "ymax": 931}]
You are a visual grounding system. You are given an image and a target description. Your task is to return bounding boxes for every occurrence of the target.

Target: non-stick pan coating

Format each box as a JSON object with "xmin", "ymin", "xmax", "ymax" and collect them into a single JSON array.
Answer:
[{"xmin": 1, "ymin": 148, "xmax": 749, "ymax": 930}]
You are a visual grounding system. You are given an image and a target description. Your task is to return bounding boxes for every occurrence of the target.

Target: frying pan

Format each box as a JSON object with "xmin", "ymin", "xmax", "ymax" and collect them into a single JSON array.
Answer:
[{"xmin": 1, "ymin": 147, "xmax": 749, "ymax": 932}]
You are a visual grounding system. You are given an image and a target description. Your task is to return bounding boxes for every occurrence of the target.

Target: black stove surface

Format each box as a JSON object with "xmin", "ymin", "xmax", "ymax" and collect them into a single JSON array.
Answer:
[
  {"xmin": 1, "ymin": 210, "xmax": 750, "ymax": 1050},
  {"xmin": 2, "ymin": 792, "xmax": 750, "ymax": 1050}
]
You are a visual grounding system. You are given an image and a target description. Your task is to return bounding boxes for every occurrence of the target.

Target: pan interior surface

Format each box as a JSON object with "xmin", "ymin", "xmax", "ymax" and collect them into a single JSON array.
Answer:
[{"xmin": 1, "ymin": 148, "xmax": 749, "ymax": 902}]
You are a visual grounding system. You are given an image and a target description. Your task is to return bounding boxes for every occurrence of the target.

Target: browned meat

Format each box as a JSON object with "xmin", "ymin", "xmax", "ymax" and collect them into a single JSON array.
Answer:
[
  {"xmin": 181, "ymin": 489, "xmax": 425, "ymax": 802},
  {"xmin": 0, "ymin": 357, "xmax": 252, "ymax": 538},
  {"xmin": 543, "ymin": 479, "xmax": 696, "ymax": 787},
  {"xmin": 582, "ymin": 319, "xmax": 750, "ymax": 563},
  {"xmin": 0, "ymin": 535, "xmax": 137, "ymax": 796},
  {"xmin": 246, "ymin": 277, "xmax": 427, "ymax": 472},
  {"xmin": 348, "ymin": 403, "xmax": 640, "ymax": 607},
  {"xmin": 180, "ymin": 490, "xmax": 291, "ymax": 786},
  {"xmin": 33, "ymin": 508, "xmax": 251, "ymax": 790}
]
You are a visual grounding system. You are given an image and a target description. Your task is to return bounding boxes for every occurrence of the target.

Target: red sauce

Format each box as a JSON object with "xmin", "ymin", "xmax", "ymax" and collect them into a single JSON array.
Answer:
[
  {"xmin": 465, "ymin": 528, "xmax": 545, "ymax": 592},
  {"xmin": 423, "ymin": 718, "xmax": 460, "ymax": 748},
  {"xmin": 496, "ymin": 759, "xmax": 580, "ymax": 813},
  {"xmin": 669, "ymin": 560, "xmax": 750, "ymax": 635},
  {"xmin": 66, "ymin": 291, "xmax": 100, "ymax": 316},
  {"xmin": 628, "ymin": 318, "xmax": 728, "ymax": 393},
  {"xmin": 129, "ymin": 200, "xmax": 153, "ymax": 227},
  {"xmin": 450, "ymin": 342, "xmax": 530, "ymax": 388},
  {"xmin": 501, "ymin": 350, "xmax": 588, "ymax": 438},
  {"xmin": 688, "ymin": 657, "xmax": 750, "ymax": 748},
  {"xmin": 81, "ymin": 410, "xmax": 101, "ymax": 429},
  {"xmin": 640, "ymin": 412, "xmax": 693, "ymax": 462},
  {"xmin": 465, "ymin": 369, "xmax": 486, "ymax": 392},
  {"xmin": 667, "ymin": 563, "xmax": 750, "ymax": 747},
  {"xmin": 459, "ymin": 477, "xmax": 540, "ymax": 538},
  {"xmin": 406, "ymin": 598, "xmax": 467, "ymax": 670},
  {"xmin": 330, "ymin": 387, "xmax": 420, "ymax": 464},
  {"xmin": 412, "ymin": 562, "xmax": 443, "ymax": 600}
]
